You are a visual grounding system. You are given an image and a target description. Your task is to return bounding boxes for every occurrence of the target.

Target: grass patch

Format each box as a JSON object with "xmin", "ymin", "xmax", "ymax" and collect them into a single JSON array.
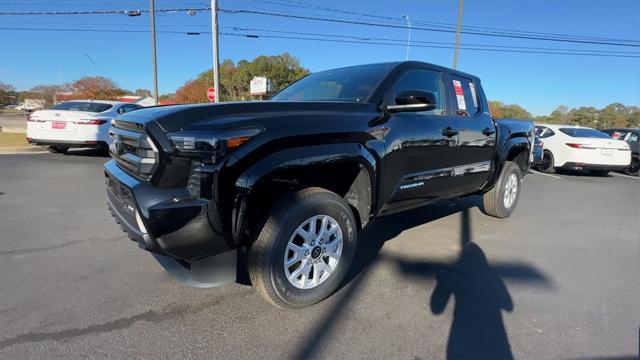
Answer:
[{"xmin": 0, "ymin": 132, "xmax": 29, "ymax": 147}]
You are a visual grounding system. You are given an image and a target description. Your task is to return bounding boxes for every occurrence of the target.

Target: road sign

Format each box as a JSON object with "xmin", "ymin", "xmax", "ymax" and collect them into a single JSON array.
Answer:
[
  {"xmin": 207, "ymin": 87, "xmax": 216, "ymax": 102},
  {"xmin": 250, "ymin": 77, "xmax": 272, "ymax": 96}
]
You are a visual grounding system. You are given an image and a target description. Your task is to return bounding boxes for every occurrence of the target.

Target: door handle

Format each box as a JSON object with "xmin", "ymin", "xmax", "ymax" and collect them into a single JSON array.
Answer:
[
  {"xmin": 482, "ymin": 127, "xmax": 496, "ymax": 136},
  {"xmin": 442, "ymin": 127, "xmax": 459, "ymax": 137}
]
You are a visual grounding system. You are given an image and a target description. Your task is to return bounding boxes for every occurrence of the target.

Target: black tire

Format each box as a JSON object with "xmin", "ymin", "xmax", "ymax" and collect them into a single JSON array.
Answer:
[
  {"xmin": 482, "ymin": 161, "xmax": 522, "ymax": 219},
  {"xmin": 625, "ymin": 155, "xmax": 639, "ymax": 176},
  {"xmin": 248, "ymin": 187, "xmax": 357, "ymax": 309},
  {"xmin": 537, "ymin": 150, "xmax": 555, "ymax": 173},
  {"xmin": 47, "ymin": 145, "xmax": 68, "ymax": 154}
]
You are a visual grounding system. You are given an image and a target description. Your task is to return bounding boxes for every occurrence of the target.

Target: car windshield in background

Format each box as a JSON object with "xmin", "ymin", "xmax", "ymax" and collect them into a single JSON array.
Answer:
[
  {"xmin": 51, "ymin": 102, "xmax": 113, "ymax": 113},
  {"xmin": 270, "ymin": 63, "xmax": 395, "ymax": 102},
  {"xmin": 559, "ymin": 128, "xmax": 611, "ymax": 139}
]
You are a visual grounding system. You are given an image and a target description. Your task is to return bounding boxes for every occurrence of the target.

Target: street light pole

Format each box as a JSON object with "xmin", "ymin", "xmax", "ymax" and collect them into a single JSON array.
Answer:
[
  {"xmin": 211, "ymin": 0, "xmax": 220, "ymax": 103},
  {"xmin": 83, "ymin": 53, "xmax": 96, "ymax": 75},
  {"xmin": 452, "ymin": 0, "xmax": 463, "ymax": 69},
  {"xmin": 150, "ymin": 0, "xmax": 159, "ymax": 105},
  {"xmin": 402, "ymin": 14, "xmax": 412, "ymax": 61}
]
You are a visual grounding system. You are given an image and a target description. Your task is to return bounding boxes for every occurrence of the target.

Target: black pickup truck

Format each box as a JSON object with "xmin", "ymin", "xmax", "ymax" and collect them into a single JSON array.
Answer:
[{"xmin": 105, "ymin": 61, "xmax": 534, "ymax": 308}]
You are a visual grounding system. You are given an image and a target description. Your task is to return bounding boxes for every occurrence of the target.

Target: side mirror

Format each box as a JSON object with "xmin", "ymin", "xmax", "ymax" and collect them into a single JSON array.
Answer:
[{"xmin": 386, "ymin": 90, "xmax": 437, "ymax": 113}]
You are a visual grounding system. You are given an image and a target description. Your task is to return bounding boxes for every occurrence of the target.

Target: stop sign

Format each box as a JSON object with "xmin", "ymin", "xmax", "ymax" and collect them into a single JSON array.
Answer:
[{"xmin": 207, "ymin": 87, "xmax": 215, "ymax": 102}]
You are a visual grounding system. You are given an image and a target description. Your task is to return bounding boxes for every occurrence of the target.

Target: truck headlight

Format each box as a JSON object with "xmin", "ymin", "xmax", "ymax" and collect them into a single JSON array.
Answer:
[{"xmin": 168, "ymin": 128, "xmax": 261, "ymax": 161}]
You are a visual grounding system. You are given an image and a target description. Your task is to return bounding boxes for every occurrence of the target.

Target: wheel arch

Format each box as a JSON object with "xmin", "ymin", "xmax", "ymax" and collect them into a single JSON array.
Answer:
[
  {"xmin": 482, "ymin": 136, "xmax": 531, "ymax": 192},
  {"xmin": 231, "ymin": 143, "xmax": 378, "ymax": 244}
]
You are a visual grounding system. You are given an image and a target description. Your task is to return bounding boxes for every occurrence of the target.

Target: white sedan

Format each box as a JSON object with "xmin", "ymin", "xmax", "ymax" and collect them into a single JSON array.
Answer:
[
  {"xmin": 534, "ymin": 124, "xmax": 631, "ymax": 175},
  {"xmin": 26, "ymin": 100, "xmax": 143, "ymax": 153}
]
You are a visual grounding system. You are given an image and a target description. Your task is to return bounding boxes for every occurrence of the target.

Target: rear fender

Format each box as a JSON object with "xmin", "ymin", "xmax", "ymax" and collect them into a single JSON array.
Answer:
[
  {"xmin": 232, "ymin": 143, "xmax": 377, "ymax": 242},
  {"xmin": 481, "ymin": 132, "xmax": 532, "ymax": 192}
]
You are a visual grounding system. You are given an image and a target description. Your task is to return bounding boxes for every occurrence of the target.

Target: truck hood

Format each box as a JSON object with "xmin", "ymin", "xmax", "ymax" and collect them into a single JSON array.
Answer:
[{"xmin": 118, "ymin": 101, "xmax": 377, "ymax": 132}]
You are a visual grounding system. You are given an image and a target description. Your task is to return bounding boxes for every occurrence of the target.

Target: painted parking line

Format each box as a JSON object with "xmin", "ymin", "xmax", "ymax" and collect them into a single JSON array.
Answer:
[
  {"xmin": 529, "ymin": 169, "xmax": 562, "ymax": 179},
  {"xmin": 610, "ymin": 172, "xmax": 639, "ymax": 180}
]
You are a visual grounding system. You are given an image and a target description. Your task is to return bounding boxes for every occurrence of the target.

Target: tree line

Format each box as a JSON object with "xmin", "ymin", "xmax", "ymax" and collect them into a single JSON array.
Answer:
[
  {"xmin": 1, "ymin": 53, "xmax": 638, "ymax": 129},
  {"xmin": 490, "ymin": 101, "xmax": 639, "ymax": 128}
]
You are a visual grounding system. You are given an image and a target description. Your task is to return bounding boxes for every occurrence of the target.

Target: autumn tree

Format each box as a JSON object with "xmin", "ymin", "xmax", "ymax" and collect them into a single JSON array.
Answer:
[
  {"xmin": 71, "ymin": 76, "xmax": 126, "ymax": 99},
  {"xmin": 175, "ymin": 79, "xmax": 209, "ymax": 103}
]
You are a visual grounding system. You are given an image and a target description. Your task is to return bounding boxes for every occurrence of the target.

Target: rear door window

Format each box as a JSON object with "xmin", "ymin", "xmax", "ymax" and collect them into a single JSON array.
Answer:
[
  {"xmin": 450, "ymin": 76, "xmax": 480, "ymax": 116},
  {"xmin": 535, "ymin": 126, "xmax": 555, "ymax": 138}
]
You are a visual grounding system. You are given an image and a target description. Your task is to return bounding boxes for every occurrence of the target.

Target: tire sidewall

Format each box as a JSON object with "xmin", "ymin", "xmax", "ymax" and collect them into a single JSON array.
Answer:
[
  {"xmin": 496, "ymin": 163, "xmax": 522, "ymax": 217},
  {"xmin": 266, "ymin": 195, "xmax": 356, "ymax": 308},
  {"xmin": 539, "ymin": 150, "xmax": 555, "ymax": 173}
]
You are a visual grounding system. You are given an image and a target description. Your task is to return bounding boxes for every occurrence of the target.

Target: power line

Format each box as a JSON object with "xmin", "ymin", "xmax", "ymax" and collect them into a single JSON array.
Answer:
[
  {"xmin": 2, "ymin": 25, "xmax": 638, "ymax": 58},
  {"xmin": 241, "ymin": 0, "xmax": 638, "ymax": 44},
  {"xmin": 225, "ymin": 27, "xmax": 640, "ymax": 55},
  {"xmin": 219, "ymin": 8, "xmax": 640, "ymax": 48},
  {"xmin": 0, "ymin": 7, "xmax": 210, "ymax": 15},
  {"xmin": 218, "ymin": 32, "xmax": 640, "ymax": 58}
]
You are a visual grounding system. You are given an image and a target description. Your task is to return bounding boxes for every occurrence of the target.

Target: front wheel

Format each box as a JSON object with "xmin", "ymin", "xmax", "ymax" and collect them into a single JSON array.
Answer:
[
  {"xmin": 248, "ymin": 187, "xmax": 357, "ymax": 308},
  {"xmin": 482, "ymin": 161, "xmax": 522, "ymax": 219}
]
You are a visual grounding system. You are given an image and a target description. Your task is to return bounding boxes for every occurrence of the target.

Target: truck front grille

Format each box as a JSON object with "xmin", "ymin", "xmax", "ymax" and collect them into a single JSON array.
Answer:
[{"xmin": 109, "ymin": 120, "xmax": 159, "ymax": 181}]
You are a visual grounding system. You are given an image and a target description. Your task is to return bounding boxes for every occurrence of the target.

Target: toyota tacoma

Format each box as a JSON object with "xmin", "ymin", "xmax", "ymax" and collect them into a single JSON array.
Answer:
[{"xmin": 105, "ymin": 61, "xmax": 534, "ymax": 308}]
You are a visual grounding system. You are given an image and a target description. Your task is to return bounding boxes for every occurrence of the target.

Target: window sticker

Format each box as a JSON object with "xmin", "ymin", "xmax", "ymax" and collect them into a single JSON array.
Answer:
[
  {"xmin": 453, "ymin": 80, "xmax": 466, "ymax": 110},
  {"xmin": 468, "ymin": 82, "xmax": 478, "ymax": 108}
]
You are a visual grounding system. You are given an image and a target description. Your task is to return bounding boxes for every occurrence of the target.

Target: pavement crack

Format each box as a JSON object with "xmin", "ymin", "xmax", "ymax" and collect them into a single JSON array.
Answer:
[
  {"xmin": 0, "ymin": 236, "xmax": 122, "ymax": 257},
  {"xmin": 0, "ymin": 298, "xmax": 223, "ymax": 350}
]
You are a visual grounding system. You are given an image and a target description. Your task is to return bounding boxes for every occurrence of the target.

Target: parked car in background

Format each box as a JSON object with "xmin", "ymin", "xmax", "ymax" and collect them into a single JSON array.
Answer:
[
  {"xmin": 534, "ymin": 124, "xmax": 631, "ymax": 175},
  {"xmin": 15, "ymin": 99, "xmax": 45, "ymax": 113},
  {"xmin": 27, "ymin": 100, "xmax": 142, "ymax": 153},
  {"xmin": 601, "ymin": 128, "xmax": 639, "ymax": 176},
  {"xmin": 532, "ymin": 136, "xmax": 544, "ymax": 167}
]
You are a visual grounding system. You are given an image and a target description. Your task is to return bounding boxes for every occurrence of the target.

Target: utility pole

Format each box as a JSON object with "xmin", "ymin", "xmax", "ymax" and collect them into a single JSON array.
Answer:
[
  {"xmin": 402, "ymin": 14, "xmax": 412, "ymax": 61},
  {"xmin": 452, "ymin": 0, "xmax": 463, "ymax": 69},
  {"xmin": 150, "ymin": 0, "xmax": 159, "ymax": 105},
  {"xmin": 211, "ymin": 0, "xmax": 220, "ymax": 103}
]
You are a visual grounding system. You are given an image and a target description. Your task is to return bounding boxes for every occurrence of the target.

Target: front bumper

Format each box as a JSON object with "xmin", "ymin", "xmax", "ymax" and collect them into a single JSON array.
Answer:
[
  {"xmin": 560, "ymin": 162, "xmax": 628, "ymax": 172},
  {"xmin": 104, "ymin": 159, "xmax": 234, "ymax": 262}
]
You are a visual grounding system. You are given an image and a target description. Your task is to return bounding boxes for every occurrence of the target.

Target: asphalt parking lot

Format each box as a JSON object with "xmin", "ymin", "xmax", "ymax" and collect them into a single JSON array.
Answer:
[{"xmin": 0, "ymin": 151, "xmax": 638, "ymax": 359}]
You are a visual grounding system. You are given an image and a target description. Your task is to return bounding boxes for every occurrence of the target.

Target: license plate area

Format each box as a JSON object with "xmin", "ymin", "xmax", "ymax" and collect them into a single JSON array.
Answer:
[
  {"xmin": 601, "ymin": 148, "xmax": 613, "ymax": 155},
  {"xmin": 106, "ymin": 174, "xmax": 136, "ymax": 217},
  {"xmin": 52, "ymin": 121, "xmax": 67, "ymax": 129}
]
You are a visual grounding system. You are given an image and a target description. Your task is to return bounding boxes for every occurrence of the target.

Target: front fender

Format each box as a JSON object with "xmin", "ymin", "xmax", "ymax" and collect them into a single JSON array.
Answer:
[{"xmin": 232, "ymin": 143, "xmax": 378, "ymax": 241}]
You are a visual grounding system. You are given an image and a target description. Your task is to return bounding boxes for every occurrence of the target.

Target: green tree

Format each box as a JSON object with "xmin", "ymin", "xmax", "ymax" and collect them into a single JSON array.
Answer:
[{"xmin": 176, "ymin": 53, "xmax": 310, "ymax": 103}]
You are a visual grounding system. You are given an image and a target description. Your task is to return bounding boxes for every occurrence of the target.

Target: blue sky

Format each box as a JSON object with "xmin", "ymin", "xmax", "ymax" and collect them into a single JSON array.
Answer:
[{"xmin": 1, "ymin": 0, "xmax": 639, "ymax": 115}]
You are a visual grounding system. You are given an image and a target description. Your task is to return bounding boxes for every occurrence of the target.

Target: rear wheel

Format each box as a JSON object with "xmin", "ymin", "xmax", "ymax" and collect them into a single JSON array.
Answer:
[
  {"xmin": 537, "ymin": 150, "xmax": 555, "ymax": 173},
  {"xmin": 47, "ymin": 145, "xmax": 68, "ymax": 154},
  {"xmin": 248, "ymin": 187, "xmax": 357, "ymax": 308},
  {"xmin": 482, "ymin": 161, "xmax": 522, "ymax": 219},
  {"xmin": 625, "ymin": 155, "xmax": 639, "ymax": 176}
]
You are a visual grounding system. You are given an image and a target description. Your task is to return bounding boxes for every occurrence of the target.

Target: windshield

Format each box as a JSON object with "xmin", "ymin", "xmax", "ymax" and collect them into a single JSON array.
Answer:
[
  {"xmin": 51, "ymin": 102, "xmax": 113, "ymax": 113},
  {"xmin": 270, "ymin": 63, "xmax": 395, "ymax": 102},
  {"xmin": 559, "ymin": 128, "xmax": 611, "ymax": 139}
]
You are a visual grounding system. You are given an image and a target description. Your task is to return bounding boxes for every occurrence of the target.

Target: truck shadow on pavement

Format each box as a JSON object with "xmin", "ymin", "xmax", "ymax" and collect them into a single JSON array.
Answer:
[{"xmin": 295, "ymin": 197, "xmax": 552, "ymax": 359}]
